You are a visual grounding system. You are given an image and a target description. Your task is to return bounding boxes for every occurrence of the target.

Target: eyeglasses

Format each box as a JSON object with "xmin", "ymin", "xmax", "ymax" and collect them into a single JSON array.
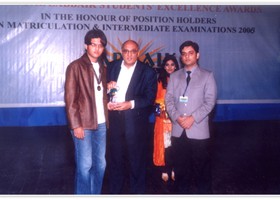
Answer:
[
  {"xmin": 89, "ymin": 43, "xmax": 104, "ymax": 49},
  {"xmin": 122, "ymin": 49, "xmax": 138, "ymax": 54}
]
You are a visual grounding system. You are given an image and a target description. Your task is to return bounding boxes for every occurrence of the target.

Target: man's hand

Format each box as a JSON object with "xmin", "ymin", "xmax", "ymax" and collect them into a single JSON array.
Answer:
[
  {"xmin": 73, "ymin": 127, "xmax": 85, "ymax": 139},
  {"xmin": 176, "ymin": 115, "xmax": 195, "ymax": 129},
  {"xmin": 107, "ymin": 101, "xmax": 132, "ymax": 111},
  {"xmin": 107, "ymin": 81, "xmax": 117, "ymax": 91}
]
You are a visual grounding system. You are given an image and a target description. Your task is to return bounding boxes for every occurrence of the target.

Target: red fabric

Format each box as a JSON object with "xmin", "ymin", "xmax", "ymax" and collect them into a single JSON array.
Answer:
[{"xmin": 153, "ymin": 81, "xmax": 172, "ymax": 166}]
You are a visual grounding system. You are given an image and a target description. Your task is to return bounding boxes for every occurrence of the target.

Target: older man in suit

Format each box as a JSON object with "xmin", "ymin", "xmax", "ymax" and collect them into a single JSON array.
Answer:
[
  {"xmin": 165, "ymin": 40, "xmax": 217, "ymax": 194},
  {"xmin": 107, "ymin": 40, "xmax": 157, "ymax": 194}
]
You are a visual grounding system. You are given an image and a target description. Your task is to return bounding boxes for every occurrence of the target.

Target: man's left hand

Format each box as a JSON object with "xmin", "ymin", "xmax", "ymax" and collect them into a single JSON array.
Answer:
[{"xmin": 109, "ymin": 101, "xmax": 132, "ymax": 111}]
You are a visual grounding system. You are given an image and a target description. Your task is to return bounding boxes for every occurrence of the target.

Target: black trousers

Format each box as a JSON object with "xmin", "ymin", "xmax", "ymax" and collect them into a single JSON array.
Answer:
[
  {"xmin": 159, "ymin": 146, "xmax": 173, "ymax": 175},
  {"xmin": 108, "ymin": 111, "xmax": 147, "ymax": 194},
  {"xmin": 171, "ymin": 130, "xmax": 212, "ymax": 194}
]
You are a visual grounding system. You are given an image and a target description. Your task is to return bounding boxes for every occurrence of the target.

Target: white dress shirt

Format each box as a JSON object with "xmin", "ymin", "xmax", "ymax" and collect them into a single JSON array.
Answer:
[
  {"xmin": 115, "ymin": 61, "xmax": 137, "ymax": 108},
  {"xmin": 92, "ymin": 62, "xmax": 106, "ymax": 124}
]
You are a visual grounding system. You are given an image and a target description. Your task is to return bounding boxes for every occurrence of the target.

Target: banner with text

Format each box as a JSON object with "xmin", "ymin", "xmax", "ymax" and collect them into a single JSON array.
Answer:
[{"xmin": 0, "ymin": 5, "xmax": 279, "ymax": 125}]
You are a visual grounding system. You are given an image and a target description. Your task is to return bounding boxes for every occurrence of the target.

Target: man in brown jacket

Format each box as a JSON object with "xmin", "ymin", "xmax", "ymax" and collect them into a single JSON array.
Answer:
[{"xmin": 64, "ymin": 28, "xmax": 108, "ymax": 194}]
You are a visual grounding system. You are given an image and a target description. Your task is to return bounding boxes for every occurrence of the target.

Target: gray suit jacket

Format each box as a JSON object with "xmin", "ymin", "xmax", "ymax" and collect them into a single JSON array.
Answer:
[{"xmin": 165, "ymin": 67, "xmax": 217, "ymax": 139}]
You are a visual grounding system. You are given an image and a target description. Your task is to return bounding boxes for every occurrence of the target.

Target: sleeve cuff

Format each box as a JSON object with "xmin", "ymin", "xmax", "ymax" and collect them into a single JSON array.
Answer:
[{"xmin": 130, "ymin": 100, "xmax": 135, "ymax": 109}]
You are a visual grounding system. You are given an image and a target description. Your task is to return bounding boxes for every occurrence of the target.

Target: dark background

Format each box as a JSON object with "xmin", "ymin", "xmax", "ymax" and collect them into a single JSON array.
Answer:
[{"xmin": 0, "ymin": 120, "xmax": 279, "ymax": 194}]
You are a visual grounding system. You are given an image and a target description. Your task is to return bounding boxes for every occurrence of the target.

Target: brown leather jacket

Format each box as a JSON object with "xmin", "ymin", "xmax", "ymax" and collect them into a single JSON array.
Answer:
[{"xmin": 64, "ymin": 53, "xmax": 108, "ymax": 130}]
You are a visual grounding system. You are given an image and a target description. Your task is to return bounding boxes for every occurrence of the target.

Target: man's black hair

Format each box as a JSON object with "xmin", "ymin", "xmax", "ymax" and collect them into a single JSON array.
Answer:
[{"xmin": 84, "ymin": 28, "xmax": 107, "ymax": 47}]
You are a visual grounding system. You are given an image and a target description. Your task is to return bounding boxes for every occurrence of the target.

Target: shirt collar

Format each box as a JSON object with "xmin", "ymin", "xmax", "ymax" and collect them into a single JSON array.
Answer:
[
  {"xmin": 184, "ymin": 65, "xmax": 198, "ymax": 74},
  {"xmin": 121, "ymin": 60, "xmax": 137, "ymax": 70}
]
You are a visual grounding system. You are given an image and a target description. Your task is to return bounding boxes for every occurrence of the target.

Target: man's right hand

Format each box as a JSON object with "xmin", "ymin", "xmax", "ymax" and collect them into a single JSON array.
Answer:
[
  {"xmin": 176, "ymin": 115, "xmax": 194, "ymax": 129},
  {"xmin": 107, "ymin": 81, "xmax": 117, "ymax": 91},
  {"xmin": 73, "ymin": 127, "xmax": 85, "ymax": 139}
]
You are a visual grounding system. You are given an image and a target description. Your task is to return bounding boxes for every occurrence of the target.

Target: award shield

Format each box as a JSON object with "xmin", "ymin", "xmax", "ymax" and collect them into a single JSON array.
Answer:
[{"xmin": 108, "ymin": 86, "xmax": 119, "ymax": 103}]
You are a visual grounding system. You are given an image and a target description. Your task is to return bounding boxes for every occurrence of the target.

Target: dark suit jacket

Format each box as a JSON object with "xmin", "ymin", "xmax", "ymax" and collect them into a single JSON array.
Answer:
[
  {"xmin": 107, "ymin": 59, "xmax": 157, "ymax": 129},
  {"xmin": 107, "ymin": 59, "xmax": 157, "ymax": 194}
]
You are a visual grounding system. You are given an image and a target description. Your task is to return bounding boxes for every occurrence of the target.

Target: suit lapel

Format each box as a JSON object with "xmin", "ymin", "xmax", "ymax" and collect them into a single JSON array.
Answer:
[
  {"xmin": 178, "ymin": 69, "xmax": 187, "ymax": 95},
  {"xmin": 112, "ymin": 60, "xmax": 122, "ymax": 81},
  {"xmin": 179, "ymin": 69, "xmax": 186, "ymax": 82},
  {"xmin": 189, "ymin": 67, "xmax": 201, "ymax": 88},
  {"xmin": 126, "ymin": 61, "xmax": 143, "ymax": 100}
]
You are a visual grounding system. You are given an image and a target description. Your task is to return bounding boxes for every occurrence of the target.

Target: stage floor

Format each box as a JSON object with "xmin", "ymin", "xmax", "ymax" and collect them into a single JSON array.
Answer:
[{"xmin": 0, "ymin": 120, "xmax": 280, "ymax": 194}]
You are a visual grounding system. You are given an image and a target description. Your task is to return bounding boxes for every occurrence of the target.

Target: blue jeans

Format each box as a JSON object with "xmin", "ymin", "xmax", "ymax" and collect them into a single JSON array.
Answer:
[{"xmin": 71, "ymin": 123, "xmax": 106, "ymax": 194}]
